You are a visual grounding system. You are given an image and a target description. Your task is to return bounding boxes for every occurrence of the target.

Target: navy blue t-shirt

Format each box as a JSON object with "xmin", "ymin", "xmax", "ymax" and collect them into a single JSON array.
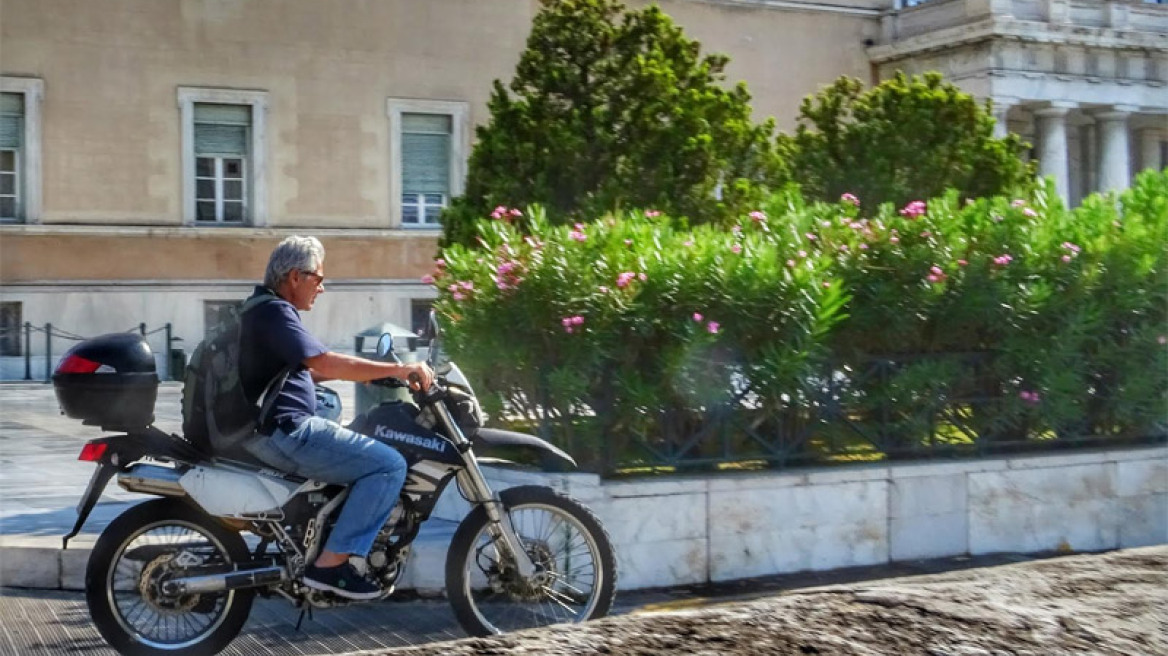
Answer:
[{"xmin": 239, "ymin": 287, "xmax": 328, "ymax": 432}]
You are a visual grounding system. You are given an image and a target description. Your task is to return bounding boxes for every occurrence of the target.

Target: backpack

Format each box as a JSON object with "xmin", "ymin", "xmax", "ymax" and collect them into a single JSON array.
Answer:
[{"xmin": 181, "ymin": 291, "xmax": 290, "ymax": 455}]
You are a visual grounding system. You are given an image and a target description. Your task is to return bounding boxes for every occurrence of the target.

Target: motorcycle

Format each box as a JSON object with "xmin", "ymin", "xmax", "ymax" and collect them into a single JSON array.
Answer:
[{"xmin": 59, "ymin": 313, "xmax": 617, "ymax": 656}]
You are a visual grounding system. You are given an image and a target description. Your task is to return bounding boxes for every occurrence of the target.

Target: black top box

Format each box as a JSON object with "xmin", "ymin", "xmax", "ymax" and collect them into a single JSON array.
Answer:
[{"xmin": 52, "ymin": 333, "xmax": 159, "ymax": 430}]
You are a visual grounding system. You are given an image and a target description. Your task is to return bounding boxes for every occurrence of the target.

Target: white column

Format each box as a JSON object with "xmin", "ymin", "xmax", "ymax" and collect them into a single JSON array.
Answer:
[
  {"xmin": 1096, "ymin": 105, "xmax": 1136, "ymax": 193},
  {"xmin": 1139, "ymin": 128, "xmax": 1164, "ymax": 173},
  {"xmin": 1035, "ymin": 102, "xmax": 1075, "ymax": 206},
  {"xmin": 990, "ymin": 97, "xmax": 1016, "ymax": 139}
]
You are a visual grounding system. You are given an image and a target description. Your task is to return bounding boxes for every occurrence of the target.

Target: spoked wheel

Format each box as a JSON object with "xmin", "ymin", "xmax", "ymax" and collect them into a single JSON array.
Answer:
[
  {"xmin": 446, "ymin": 485, "xmax": 617, "ymax": 636},
  {"xmin": 85, "ymin": 499, "xmax": 254, "ymax": 656}
]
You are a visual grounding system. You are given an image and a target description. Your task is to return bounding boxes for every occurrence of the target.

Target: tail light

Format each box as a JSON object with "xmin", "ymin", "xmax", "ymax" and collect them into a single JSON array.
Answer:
[
  {"xmin": 56, "ymin": 354, "xmax": 103, "ymax": 375},
  {"xmin": 78, "ymin": 441, "xmax": 109, "ymax": 462}
]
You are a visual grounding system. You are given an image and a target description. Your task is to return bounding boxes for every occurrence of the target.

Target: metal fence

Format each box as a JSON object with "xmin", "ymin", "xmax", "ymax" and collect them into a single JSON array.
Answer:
[
  {"xmin": 0, "ymin": 322, "xmax": 184, "ymax": 382},
  {"xmin": 521, "ymin": 352, "xmax": 1167, "ymax": 476}
]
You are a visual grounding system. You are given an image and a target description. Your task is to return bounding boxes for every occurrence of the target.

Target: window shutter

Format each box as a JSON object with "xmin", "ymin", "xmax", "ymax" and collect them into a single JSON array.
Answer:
[
  {"xmin": 401, "ymin": 113, "xmax": 451, "ymax": 195},
  {"xmin": 0, "ymin": 93, "xmax": 23, "ymax": 149},
  {"xmin": 194, "ymin": 103, "xmax": 249, "ymax": 156}
]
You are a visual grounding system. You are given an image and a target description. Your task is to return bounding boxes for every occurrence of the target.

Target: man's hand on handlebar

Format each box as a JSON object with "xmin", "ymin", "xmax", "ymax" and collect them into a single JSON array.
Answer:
[{"xmin": 399, "ymin": 362, "xmax": 434, "ymax": 392}]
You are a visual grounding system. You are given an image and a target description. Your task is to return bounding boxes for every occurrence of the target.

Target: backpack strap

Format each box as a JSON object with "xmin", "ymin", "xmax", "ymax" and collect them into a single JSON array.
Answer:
[{"xmin": 255, "ymin": 365, "xmax": 293, "ymax": 432}]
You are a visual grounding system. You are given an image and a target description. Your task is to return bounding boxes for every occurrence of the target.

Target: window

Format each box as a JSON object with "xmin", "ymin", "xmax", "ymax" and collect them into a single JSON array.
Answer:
[
  {"xmin": 387, "ymin": 99, "xmax": 469, "ymax": 228},
  {"xmin": 0, "ymin": 78, "xmax": 43, "ymax": 223},
  {"xmin": 0, "ymin": 302, "xmax": 21, "ymax": 356},
  {"xmin": 410, "ymin": 299, "xmax": 434, "ymax": 336},
  {"xmin": 401, "ymin": 114, "xmax": 451, "ymax": 226},
  {"xmin": 204, "ymin": 300, "xmax": 241, "ymax": 336},
  {"xmin": 179, "ymin": 88, "xmax": 268, "ymax": 226},
  {"xmin": 194, "ymin": 104, "xmax": 249, "ymax": 223}
]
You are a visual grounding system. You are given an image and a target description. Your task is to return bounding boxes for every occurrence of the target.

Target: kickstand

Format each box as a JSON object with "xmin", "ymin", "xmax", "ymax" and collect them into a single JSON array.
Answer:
[{"xmin": 295, "ymin": 606, "xmax": 313, "ymax": 631}]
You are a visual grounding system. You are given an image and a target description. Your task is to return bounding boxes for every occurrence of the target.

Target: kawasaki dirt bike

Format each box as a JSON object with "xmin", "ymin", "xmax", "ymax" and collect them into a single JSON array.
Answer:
[{"xmin": 60, "ymin": 315, "xmax": 616, "ymax": 656}]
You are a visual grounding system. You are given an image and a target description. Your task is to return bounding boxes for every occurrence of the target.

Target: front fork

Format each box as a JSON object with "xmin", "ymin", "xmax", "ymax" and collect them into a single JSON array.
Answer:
[{"xmin": 430, "ymin": 399, "xmax": 537, "ymax": 578}]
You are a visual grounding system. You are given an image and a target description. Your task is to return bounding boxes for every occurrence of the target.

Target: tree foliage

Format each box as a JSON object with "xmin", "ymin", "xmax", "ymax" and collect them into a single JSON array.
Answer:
[
  {"xmin": 440, "ymin": 0, "xmax": 782, "ymax": 247},
  {"xmin": 779, "ymin": 72, "xmax": 1034, "ymax": 212}
]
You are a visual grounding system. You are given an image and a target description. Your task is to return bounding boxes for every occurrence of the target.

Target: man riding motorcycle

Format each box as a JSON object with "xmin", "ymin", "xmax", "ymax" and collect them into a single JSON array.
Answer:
[{"xmin": 239, "ymin": 235, "xmax": 433, "ymax": 599}]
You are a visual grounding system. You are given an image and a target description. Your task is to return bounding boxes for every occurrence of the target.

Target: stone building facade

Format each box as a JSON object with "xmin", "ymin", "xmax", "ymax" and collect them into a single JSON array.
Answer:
[{"xmin": 0, "ymin": 0, "xmax": 1164, "ymax": 374}]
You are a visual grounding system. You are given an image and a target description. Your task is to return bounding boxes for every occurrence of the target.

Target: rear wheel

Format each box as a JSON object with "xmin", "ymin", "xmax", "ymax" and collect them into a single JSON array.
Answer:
[
  {"xmin": 85, "ymin": 498, "xmax": 254, "ymax": 656},
  {"xmin": 445, "ymin": 485, "xmax": 617, "ymax": 636}
]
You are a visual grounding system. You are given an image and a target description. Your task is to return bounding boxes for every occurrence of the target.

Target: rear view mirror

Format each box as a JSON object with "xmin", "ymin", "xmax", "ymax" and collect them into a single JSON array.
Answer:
[{"xmin": 375, "ymin": 333, "xmax": 394, "ymax": 360}]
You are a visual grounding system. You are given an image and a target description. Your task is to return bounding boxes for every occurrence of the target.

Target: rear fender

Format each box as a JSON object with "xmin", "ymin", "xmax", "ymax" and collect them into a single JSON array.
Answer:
[{"xmin": 472, "ymin": 428, "xmax": 577, "ymax": 472}]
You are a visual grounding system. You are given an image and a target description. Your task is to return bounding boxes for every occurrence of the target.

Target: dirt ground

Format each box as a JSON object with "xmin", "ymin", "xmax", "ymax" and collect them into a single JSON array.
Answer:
[{"xmin": 380, "ymin": 546, "xmax": 1166, "ymax": 656}]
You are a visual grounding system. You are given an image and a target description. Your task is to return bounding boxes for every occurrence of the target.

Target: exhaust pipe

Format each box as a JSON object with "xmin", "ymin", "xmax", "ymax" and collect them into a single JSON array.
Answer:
[
  {"xmin": 162, "ymin": 565, "xmax": 287, "ymax": 595},
  {"xmin": 119, "ymin": 464, "xmax": 186, "ymax": 497}
]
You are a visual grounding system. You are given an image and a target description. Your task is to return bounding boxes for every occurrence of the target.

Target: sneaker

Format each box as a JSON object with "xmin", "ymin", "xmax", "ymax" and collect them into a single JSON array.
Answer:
[{"xmin": 302, "ymin": 562, "xmax": 382, "ymax": 600}]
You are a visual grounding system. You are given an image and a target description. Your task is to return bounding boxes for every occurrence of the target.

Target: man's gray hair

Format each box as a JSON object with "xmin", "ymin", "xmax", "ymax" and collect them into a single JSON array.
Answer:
[{"xmin": 265, "ymin": 236, "xmax": 325, "ymax": 289}]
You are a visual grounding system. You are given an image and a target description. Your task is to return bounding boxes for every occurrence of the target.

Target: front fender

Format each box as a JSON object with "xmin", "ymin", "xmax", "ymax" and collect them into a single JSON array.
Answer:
[{"xmin": 472, "ymin": 428, "xmax": 577, "ymax": 472}]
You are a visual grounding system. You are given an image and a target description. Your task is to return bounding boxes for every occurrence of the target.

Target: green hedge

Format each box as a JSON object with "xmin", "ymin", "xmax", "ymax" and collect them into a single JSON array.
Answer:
[{"xmin": 430, "ymin": 171, "xmax": 1168, "ymax": 473}]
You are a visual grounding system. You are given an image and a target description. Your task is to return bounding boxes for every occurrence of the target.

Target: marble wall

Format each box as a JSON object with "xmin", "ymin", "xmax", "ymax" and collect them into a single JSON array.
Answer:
[{"xmin": 433, "ymin": 445, "xmax": 1167, "ymax": 590}]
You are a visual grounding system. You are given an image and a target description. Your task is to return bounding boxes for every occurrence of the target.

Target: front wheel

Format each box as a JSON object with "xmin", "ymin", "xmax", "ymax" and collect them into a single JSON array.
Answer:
[
  {"xmin": 445, "ymin": 485, "xmax": 617, "ymax": 637},
  {"xmin": 85, "ymin": 498, "xmax": 254, "ymax": 656}
]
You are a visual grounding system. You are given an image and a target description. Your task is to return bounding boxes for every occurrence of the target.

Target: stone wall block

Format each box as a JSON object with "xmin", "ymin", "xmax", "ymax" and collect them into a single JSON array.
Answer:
[
  {"xmin": 1117, "ymin": 494, "xmax": 1167, "ymax": 548},
  {"xmin": 617, "ymin": 539, "xmax": 708, "ymax": 588},
  {"xmin": 1116, "ymin": 458, "xmax": 1168, "ymax": 497},
  {"xmin": 601, "ymin": 494, "xmax": 707, "ymax": 546},
  {"xmin": 969, "ymin": 464, "xmax": 1120, "ymax": 553}
]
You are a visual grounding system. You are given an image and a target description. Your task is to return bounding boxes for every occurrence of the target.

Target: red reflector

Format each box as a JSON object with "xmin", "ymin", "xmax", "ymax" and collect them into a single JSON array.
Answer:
[
  {"xmin": 78, "ymin": 442, "xmax": 108, "ymax": 462},
  {"xmin": 56, "ymin": 354, "xmax": 102, "ymax": 375}
]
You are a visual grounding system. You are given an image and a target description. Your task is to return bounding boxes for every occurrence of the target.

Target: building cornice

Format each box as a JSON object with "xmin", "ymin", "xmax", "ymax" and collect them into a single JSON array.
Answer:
[
  {"xmin": 869, "ymin": 17, "xmax": 1168, "ymax": 63},
  {"xmin": 0, "ymin": 223, "xmax": 442, "ymax": 240}
]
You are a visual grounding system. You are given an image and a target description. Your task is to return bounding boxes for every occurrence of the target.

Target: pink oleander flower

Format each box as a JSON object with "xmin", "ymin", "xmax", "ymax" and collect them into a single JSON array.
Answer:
[
  {"xmin": 931, "ymin": 265, "xmax": 944, "ymax": 275},
  {"xmin": 490, "ymin": 205, "xmax": 508, "ymax": 219},
  {"xmin": 805, "ymin": 233, "xmax": 817, "ymax": 241},
  {"xmin": 958, "ymin": 259, "xmax": 968, "ymax": 266},
  {"xmin": 749, "ymin": 211, "xmax": 767, "ymax": 222},
  {"xmin": 1061, "ymin": 255, "xmax": 1072, "ymax": 263},
  {"xmin": 452, "ymin": 291, "xmax": 466, "ymax": 301},
  {"xmin": 899, "ymin": 201, "xmax": 926, "ymax": 219},
  {"xmin": 992, "ymin": 254, "xmax": 1014, "ymax": 266},
  {"xmin": 616, "ymin": 272, "xmax": 637, "ymax": 288},
  {"xmin": 731, "ymin": 244, "xmax": 742, "ymax": 254},
  {"xmin": 434, "ymin": 258, "xmax": 446, "ymax": 269},
  {"xmin": 859, "ymin": 244, "xmax": 869, "ymax": 250},
  {"xmin": 692, "ymin": 312, "xmax": 704, "ymax": 322},
  {"xmin": 645, "ymin": 209, "xmax": 661, "ymax": 218},
  {"xmin": 786, "ymin": 259, "xmax": 797, "ymax": 267},
  {"xmin": 797, "ymin": 250, "xmax": 808, "ymax": 258},
  {"xmin": 992, "ymin": 214, "xmax": 1004, "ymax": 223},
  {"xmin": 1158, "ymin": 335, "xmax": 1167, "ymax": 345},
  {"xmin": 561, "ymin": 315, "xmax": 585, "ymax": 333},
  {"xmin": 841, "ymin": 193, "xmax": 860, "ymax": 206},
  {"xmin": 1023, "ymin": 208, "xmax": 1038, "ymax": 218},
  {"xmin": 838, "ymin": 244, "xmax": 849, "ymax": 252},
  {"xmin": 1019, "ymin": 390, "xmax": 1041, "ymax": 405},
  {"xmin": 732, "ymin": 225, "xmax": 742, "ymax": 234},
  {"xmin": 823, "ymin": 281, "xmax": 832, "ymax": 288},
  {"xmin": 1061, "ymin": 242, "xmax": 1082, "ymax": 253},
  {"xmin": 459, "ymin": 281, "xmax": 474, "ymax": 290},
  {"xmin": 598, "ymin": 285, "xmax": 609, "ymax": 293},
  {"xmin": 889, "ymin": 236, "xmax": 900, "ymax": 244},
  {"xmin": 638, "ymin": 273, "xmax": 647, "ymax": 281},
  {"xmin": 849, "ymin": 222, "xmax": 864, "ymax": 230},
  {"xmin": 510, "ymin": 208, "xmax": 522, "ymax": 217},
  {"xmin": 569, "ymin": 229, "xmax": 587, "ymax": 242},
  {"xmin": 920, "ymin": 231, "xmax": 932, "ymax": 238},
  {"xmin": 821, "ymin": 220, "xmax": 832, "ymax": 228},
  {"xmin": 421, "ymin": 274, "xmax": 434, "ymax": 284},
  {"xmin": 624, "ymin": 239, "xmax": 633, "ymax": 246},
  {"xmin": 706, "ymin": 321, "xmax": 720, "ymax": 334},
  {"xmin": 1012, "ymin": 199, "xmax": 1027, "ymax": 208},
  {"xmin": 683, "ymin": 240, "xmax": 694, "ymax": 247}
]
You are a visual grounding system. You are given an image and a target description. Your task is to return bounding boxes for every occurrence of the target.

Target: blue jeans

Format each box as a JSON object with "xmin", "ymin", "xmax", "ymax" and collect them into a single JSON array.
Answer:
[{"xmin": 244, "ymin": 416, "xmax": 408, "ymax": 557}]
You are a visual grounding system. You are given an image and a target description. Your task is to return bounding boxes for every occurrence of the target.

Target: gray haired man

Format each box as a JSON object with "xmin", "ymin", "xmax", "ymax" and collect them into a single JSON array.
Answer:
[{"xmin": 240, "ymin": 235, "xmax": 433, "ymax": 599}]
